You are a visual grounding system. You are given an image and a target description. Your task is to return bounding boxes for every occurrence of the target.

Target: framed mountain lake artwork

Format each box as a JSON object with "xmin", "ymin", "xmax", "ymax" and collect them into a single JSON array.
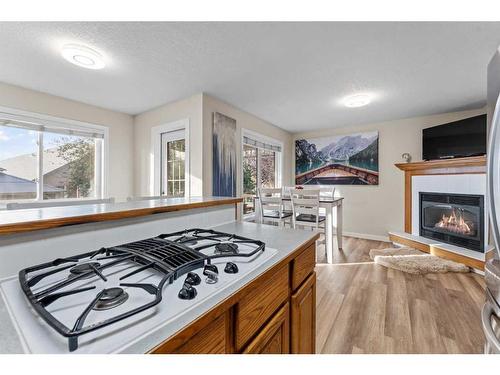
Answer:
[
  {"xmin": 212, "ymin": 112, "xmax": 237, "ymax": 197},
  {"xmin": 295, "ymin": 131, "xmax": 379, "ymax": 185}
]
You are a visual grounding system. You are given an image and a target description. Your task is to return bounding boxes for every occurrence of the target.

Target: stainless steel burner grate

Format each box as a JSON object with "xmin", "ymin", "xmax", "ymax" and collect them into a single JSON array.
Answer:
[{"xmin": 18, "ymin": 228, "xmax": 265, "ymax": 352}]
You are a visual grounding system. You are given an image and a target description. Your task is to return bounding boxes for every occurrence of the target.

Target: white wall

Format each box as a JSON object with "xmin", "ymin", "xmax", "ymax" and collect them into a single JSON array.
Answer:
[
  {"xmin": 133, "ymin": 94, "xmax": 203, "ymax": 197},
  {"xmin": 4, "ymin": 81, "xmax": 481, "ymax": 239},
  {"xmin": 133, "ymin": 93, "xmax": 293, "ymax": 204},
  {"xmin": 293, "ymin": 108, "xmax": 486, "ymax": 239},
  {"xmin": 0, "ymin": 82, "xmax": 134, "ymax": 201},
  {"xmin": 201, "ymin": 93, "xmax": 294, "ymax": 197}
]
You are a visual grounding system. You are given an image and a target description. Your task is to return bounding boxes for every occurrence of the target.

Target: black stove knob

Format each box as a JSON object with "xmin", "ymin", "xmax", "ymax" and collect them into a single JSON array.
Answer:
[
  {"xmin": 203, "ymin": 264, "xmax": 218, "ymax": 276},
  {"xmin": 178, "ymin": 283, "xmax": 197, "ymax": 300},
  {"xmin": 185, "ymin": 272, "xmax": 201, "ymax": 286},
  {"xmin": 224, "ymin": 262, "xmax": 239, "ymax": 274}
]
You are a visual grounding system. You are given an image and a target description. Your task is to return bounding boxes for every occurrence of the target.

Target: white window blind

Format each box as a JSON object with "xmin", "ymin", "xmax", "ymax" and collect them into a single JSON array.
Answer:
[
  {"xmin": 243, "ymin": 135, "xmax": 281, "ymax": 152},
  {"xmin": 0, "ymin": 113, "xmax": 105, "ymax": 139}
]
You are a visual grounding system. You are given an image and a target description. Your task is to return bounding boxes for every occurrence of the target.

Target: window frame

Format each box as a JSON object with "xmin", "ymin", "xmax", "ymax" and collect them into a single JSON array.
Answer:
[
  {"xmin": 241, "ymin": 128, "xmax": 283, "ymax": 219},
  {"xmin": 160, "ymin": 130, "xmax": 186, "ymax": 197},
  {"xmin": 151, "ymin": 119, "xmax": 190, "ymax": 198},
  {"xmin": 0, "ymin": 106, "xmax": 108, "ymax": 203}
]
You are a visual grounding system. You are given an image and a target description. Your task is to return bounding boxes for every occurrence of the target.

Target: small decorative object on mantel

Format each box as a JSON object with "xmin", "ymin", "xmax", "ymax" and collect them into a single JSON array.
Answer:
[{"xmin": 401, "ymin": 152, "xmax": 412, "ymax": 163}]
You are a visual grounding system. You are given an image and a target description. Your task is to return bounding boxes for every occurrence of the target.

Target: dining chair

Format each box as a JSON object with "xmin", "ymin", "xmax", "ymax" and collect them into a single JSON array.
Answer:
[
  {"xmin": 290, "ymin": 185, "xmax": 335, "ymax": 198},
  {"xmin": 290, "ymin": 188, "xmax": 326, "ymax": 231},
  {"xmin": 258, "ymin": 187, "xmax": 292, "ymax": 227},
  {"xmin": 281, "ymin": 186, "xmax": 295, "ymax": 213},
  {"xmin": 290, "ymin": 188, "xmax": 327, "ymax": 261},
  {"xmin": 292, "ymin": 185, "xmax": 335, "ymax": 216},
  {"xmin": 6, "ymin": 198, "xmax": 115, "ymax": 210}
]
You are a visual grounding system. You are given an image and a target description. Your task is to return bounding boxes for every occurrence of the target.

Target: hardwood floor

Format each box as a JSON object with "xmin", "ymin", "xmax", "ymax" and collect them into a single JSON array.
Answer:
[{"xmin": 315, "ymin": 236, "xmax": 486, "ymax": 354}]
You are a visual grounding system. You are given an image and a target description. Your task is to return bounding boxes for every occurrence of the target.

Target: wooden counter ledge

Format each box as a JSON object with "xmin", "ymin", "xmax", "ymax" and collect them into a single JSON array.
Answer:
[{"xmin": 0, "ymin": 196, "xmax": 242, "ymax": 236}]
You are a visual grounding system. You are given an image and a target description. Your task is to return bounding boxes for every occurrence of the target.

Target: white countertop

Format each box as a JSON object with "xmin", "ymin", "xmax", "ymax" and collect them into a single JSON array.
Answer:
[
  {"xmin": 0, "ymin": 196, "xmax": 241, "ymax": 236},
  {"xmin": 0, "ymin": 222, "xmax": 317, "ymax": 354}
]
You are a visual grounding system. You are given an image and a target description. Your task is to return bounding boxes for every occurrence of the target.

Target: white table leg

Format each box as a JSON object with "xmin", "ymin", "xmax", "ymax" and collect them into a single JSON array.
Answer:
[
  {"xmin": 336, "ymin": 202, "xmax": 343, "ymax": 249},
  {"xmin": 325, "ymin": 204, "xmax": 333, "ymax": 264},
  {"xmin": 254, "ymin": 199, "xmax": 262, "ymax": 224}
]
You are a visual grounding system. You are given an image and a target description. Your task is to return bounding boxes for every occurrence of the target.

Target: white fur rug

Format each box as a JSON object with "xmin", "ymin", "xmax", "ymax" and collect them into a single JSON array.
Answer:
[{"xmin": 369, "ymin": 247, "xmax": 470, "ymax": 275}]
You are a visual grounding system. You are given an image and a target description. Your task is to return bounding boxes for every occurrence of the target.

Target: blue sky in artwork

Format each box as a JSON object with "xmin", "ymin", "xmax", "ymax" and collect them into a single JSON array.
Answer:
[{"xmin": 0, "ymin": 126, "xmax": 81, "ymax": 161}]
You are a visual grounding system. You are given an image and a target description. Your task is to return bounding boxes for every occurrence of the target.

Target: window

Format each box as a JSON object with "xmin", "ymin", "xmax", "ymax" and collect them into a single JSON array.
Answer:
[
  {"xmin": 43, "ymin": 132, "xmax": 98, "ymax": 199},
  {"xmin": 243, "ymin": 145, "xmax": 257, "ymax": 214},
  {"xmin": 0, "ymin": 111, "xmax": 105, "ymax": 204},
  {"xmin": 242, "ymin": 132, "xmax": 282, "ymax": 215},
  {"xmin": 0, "ymin": 126, "xmax": 38, "ymax": 201},
  {"xmin": 152, "ymin": 119, "xmax": 190, "ymax": 198},
  {"xmin": 259, "ymin": 149, "xmax": 276, "ymax": 189},
  {"xmin": 161, "ymin": 131, "xmax": 186, "ymax": 197}
]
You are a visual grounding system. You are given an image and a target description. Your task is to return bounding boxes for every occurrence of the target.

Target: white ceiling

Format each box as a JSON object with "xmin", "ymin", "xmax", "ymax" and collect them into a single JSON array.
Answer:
[{"xmin": 1, "ymin": 22, "xmax": 500, "ymax": 133}]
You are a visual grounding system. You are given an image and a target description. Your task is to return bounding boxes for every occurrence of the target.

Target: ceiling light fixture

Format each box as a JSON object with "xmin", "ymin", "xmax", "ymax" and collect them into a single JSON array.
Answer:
[
  {"xmin": 61, "ymin": 44, "xmax": 105, "ymax": 70},
  {"xmin": 343, "ymin": 93, "xmax": 372, "ymax": 108}
]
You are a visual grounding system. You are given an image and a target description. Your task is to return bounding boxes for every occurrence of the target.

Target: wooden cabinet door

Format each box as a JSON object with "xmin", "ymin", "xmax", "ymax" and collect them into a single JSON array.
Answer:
[
  {"xmin": 291, "ymin": 272, "xmax": 316, "ymax": 354},
  {"xmin": 291, "ymin": 243, "xmax": 315, "ymax": 290},
  {"xmin": 235, "ymin": 264, "xmax": 289, "ymax": 350},
  {"xmin": 151, "ymin": 313, "xmax": 228, "ymax": 354},
  {"xmin": 242, "ymin": 303, "xmax": 290, "ymax": 354}
]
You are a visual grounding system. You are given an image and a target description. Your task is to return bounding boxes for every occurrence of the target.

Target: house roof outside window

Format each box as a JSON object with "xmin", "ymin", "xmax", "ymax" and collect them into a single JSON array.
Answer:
[{"xmin": 0, "ymin": 171, "xmax": 63, "ymax": 194}]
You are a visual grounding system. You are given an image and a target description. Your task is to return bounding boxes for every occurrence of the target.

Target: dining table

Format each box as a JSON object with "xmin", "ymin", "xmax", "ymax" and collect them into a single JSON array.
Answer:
[{"xmin": 254, "ymin": 195, "xmax": 344, "ymax": 264}]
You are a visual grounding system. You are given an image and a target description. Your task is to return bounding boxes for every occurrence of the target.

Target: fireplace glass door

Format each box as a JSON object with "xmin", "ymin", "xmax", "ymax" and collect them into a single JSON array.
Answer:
[{"xmin": 419, "ymin": 193, "xmax": 484, "ymax": 252}]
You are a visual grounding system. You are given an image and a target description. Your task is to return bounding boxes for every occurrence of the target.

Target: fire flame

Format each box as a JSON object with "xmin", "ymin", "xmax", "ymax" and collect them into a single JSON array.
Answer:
[{"xmin": 434, "ymin": 209, "xmax": 474, "ymax": 235}]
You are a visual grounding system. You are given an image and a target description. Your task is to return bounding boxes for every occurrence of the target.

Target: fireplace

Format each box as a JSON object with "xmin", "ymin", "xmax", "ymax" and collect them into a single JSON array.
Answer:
[{"xmin": 419, "ymin": 192, "xmax": 484, "ymax": 252}]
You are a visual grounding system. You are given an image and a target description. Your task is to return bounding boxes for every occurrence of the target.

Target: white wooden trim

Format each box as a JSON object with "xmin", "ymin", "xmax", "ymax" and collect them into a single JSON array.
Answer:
[
  {"xmin": 150, "ymin": 119, "xmax": 190, "ymax": 197},
  {"xmin": 36, "ymin": 132, "xmax": 43, "ymax": 200}
]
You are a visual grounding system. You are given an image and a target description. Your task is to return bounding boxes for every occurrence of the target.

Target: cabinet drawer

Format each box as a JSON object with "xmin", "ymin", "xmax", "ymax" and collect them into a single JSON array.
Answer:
[
  {"xmin": 243, "ymin": 303, "xmax": 290, "ymax": 354},
  {"xmin": 152, "ymin": 314, "xmax": 227, "ymax": 354},
  {"xmin": 235, "ymin": 265, "xmax": 289, "ymax": 350},
  {"xmin": 292, "ymin": 243, "xmax": 315, "ymax": 290}
]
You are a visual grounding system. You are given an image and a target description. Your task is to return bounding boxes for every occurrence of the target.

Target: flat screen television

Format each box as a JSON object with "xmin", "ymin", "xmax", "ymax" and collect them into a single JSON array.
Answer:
[{"xmin": 422, "ymin": 114, "xmax": 487, "ymax": 160}]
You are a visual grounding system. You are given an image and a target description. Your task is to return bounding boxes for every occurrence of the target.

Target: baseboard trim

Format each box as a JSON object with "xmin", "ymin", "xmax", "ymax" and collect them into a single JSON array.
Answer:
[{"xmin": 343, "ymin": 231, "xmax": 390, "ymax": 243}]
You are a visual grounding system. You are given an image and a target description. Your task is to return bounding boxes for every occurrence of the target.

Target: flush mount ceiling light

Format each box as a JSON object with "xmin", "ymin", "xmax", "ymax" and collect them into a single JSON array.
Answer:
[
  {"xmin": 61, "ymin": 44, "xmax": 105, "ymax": 70},
  {"xmin": 343, "ymin": 93, "xmax": 372, "ymax": 108}
]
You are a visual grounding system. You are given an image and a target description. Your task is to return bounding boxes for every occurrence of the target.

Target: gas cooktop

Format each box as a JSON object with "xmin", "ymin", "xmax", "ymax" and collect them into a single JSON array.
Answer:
[{"xmin": 0, "ymin": 229, "xmax": 278, "ymax": 353}]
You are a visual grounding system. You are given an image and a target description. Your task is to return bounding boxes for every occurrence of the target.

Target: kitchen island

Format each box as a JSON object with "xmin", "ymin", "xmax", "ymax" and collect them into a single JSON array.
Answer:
[
  {"xmin": 148, "ymin": 222, "xmax": 318, "ymax": 354},
  {"xmin": 0, "ymin": 197, "xmax": 240, "ymax": 278},
  {"xmin": 0, "ymin": 198, "xmax": 318, "ymax": 354},
  {"xmin": 0, "ymin": 196, "xmax": 241, "ymax": 236}
]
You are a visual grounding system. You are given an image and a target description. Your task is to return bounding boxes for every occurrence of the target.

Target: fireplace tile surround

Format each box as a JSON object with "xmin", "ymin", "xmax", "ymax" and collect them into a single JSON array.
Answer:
[
  {"xmin": 411, "ymin": 174, "xmax": 488, "ymax": 252},
  {"xmin": 394, "ymin": 156, "xmax": 492, "ymax": 268},
  {"xmin": 419, "ymin": 192, "xmax": 484, "ymax": 252}
]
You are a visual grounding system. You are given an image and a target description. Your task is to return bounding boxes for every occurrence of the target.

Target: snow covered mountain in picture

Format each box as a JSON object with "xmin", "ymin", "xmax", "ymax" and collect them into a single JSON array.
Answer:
[
  {"xmin": 320, "ymin": 133, "xmax": 378, "ymax": 161},
  {"xmin": 295, "ymin": 130, "xmax": 379, "ymax": 185}
]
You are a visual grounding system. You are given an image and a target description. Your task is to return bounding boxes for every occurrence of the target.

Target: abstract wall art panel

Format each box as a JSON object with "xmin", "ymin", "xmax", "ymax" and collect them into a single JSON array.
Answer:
[
  {"xmin": 295, "ymin": 131, "xmax": 379, "ymax": 185},
  {"xmin": 212, "ymin": 112, "xmax": 237, "ymax": 197}
]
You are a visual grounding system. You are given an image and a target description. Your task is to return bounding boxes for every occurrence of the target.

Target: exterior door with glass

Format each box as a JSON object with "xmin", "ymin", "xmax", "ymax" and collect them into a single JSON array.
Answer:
[{"xmin": 160, "ymin": 130, "xmax": 186, "ymax": 197}]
